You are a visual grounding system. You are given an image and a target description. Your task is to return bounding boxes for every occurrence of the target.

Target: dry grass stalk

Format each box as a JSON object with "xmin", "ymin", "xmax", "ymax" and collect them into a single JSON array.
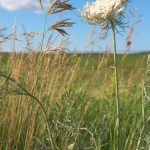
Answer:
[
  {"xmin": 123, "ymin": 9, "xmax": 142, "ymax": 60},
  {"xmin": 48, "ymin": 19, "xmax": 75, "ymax": 36},
  {"xmin": 50, "ymin": 0, "xmax": 74, "ymax": 14},
  {"xmin": 45, "ymin": 0, "xmax": 75, "ymax": 36}
]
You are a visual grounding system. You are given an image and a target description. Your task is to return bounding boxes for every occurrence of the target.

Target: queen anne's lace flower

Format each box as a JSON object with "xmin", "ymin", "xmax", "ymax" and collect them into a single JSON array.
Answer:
[{"xmin": 81, "ymin": 0, "xmax": 128, "ymax": 27}]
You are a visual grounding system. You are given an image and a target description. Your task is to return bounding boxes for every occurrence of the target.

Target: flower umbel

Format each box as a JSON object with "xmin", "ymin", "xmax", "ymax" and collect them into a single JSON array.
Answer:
[{"xmin": 81, "ymin": 0, "xmax": 128, "ymax": 29}]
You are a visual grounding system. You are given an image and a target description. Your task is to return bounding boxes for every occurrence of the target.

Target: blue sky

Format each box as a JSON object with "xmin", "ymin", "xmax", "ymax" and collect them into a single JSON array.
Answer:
[{"xmin": 0, "ymin": 0, "xmax": 150, "ymax": 53}]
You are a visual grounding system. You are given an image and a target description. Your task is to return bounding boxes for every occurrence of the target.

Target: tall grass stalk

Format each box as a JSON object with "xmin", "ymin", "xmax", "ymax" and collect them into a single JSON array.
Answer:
[
  {"xmin": 137, "ymin": 54, "xmax": 150, "ymax": 149},
  {"xmin": 136, "ymin": 117, "xmax": 150, "ymax": 150},
  {"xmin": 111, "ymin": 22, "xmax": 120, "ymax": 150},
  {"xmin": 41, "ymin": 14, "xmax": 48, "ymax": 51},
  {"xmin": 142, "ymin": 80, "xmax": 145, "ymax": 125},
  {"xmin": 0, "ymin": 73, "xmax": 56, "ymax": 150}
]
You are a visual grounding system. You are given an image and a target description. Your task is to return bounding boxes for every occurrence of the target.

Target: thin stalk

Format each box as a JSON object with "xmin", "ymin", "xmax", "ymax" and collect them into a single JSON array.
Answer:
[
  {"xmin": 41, "ymin": 14, "xmax": 48, "ymax": 51},
  {"xmin": 136, "ymin": 117, "xmax": 150, "ymax": 150},
  {"xmin": 0, "ymin": 73, "xmax": 56, "ymax": 150},
  {"xmin": 111, "ymin": 22, "xmax": 121, "ymax": 150},
  {"xmin": 32, "ymin": 15, "xmax": 48, "ymax": 94},
  {"xmin": 142, "ymin": 81, "xmax": 145, "ymax": 125}
]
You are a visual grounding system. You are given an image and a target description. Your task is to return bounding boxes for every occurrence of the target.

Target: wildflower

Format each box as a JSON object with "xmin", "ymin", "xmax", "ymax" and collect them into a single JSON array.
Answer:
[
  {"xmin": 81, "ymin": 0, "xmax": 129, "ymax": 29},
  {"xmin": 81, "ymin": 1, "xmax": 130, "ymax": 150}
]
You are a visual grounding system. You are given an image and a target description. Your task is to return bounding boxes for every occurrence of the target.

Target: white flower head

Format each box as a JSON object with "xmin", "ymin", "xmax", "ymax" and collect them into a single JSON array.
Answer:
[{"xmin": 81, "ymin": 0, "xmax": 129, "ymax": 28}]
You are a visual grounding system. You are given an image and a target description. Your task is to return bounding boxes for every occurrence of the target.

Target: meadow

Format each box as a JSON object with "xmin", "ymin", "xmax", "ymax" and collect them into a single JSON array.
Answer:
[
  {"xmin": 0, "ymin": 52, "xmax": 149, "ymax": 150},
  {"xmin": 0, "ymin": 0, "xmax": 150, "ymax": 149}
]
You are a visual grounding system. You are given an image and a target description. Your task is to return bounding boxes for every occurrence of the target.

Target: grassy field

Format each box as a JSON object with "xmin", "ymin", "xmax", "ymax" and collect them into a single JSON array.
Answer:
[
  {"xmin": 0, "ymin": 1, "xmax": 150, "ymax": 149},
  {"xmin": 0, "ymin": 52, "xmax": 149, "ymax": 150}
]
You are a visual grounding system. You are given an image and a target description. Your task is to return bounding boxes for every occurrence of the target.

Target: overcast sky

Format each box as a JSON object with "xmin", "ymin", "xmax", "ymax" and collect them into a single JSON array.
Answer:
[{"xmin": 0, "ymin": 0, "xmax": 150, "ymax": 53}]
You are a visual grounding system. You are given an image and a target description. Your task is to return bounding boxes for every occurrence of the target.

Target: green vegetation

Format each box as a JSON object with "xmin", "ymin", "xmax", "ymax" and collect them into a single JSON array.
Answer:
[
  {"xmin": 0, "ymin": 1, "xmax": 150, "ymax": 149},
  {"xmin": 0, "ymin": 52, "xmax": 149, "ymax": 149}
]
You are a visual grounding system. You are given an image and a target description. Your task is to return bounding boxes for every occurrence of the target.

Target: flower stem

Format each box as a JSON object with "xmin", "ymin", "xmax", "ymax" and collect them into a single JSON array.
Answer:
[{"xmin": 111, "ymin": 22, "xmax": 121, "ymax": 150}]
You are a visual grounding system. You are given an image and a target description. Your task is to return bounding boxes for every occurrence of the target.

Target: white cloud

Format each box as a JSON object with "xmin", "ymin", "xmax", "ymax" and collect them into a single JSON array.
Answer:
[{"xmin": 0, "ymin": 0, "xmax": 49, "ymax": 13}]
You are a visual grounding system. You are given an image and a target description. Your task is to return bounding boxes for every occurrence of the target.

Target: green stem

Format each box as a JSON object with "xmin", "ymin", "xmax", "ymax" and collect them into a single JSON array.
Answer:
[
  {"xmin": 111, "ymin": 22, "xmax": 121, "ymax": 150},
  {"xmin": 41, "ymin": 14, "xmax": 48, "ymax": 51},
  {"xmin": 142, "ymin": 81, "xmax": 145, "ymax": 125}
]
